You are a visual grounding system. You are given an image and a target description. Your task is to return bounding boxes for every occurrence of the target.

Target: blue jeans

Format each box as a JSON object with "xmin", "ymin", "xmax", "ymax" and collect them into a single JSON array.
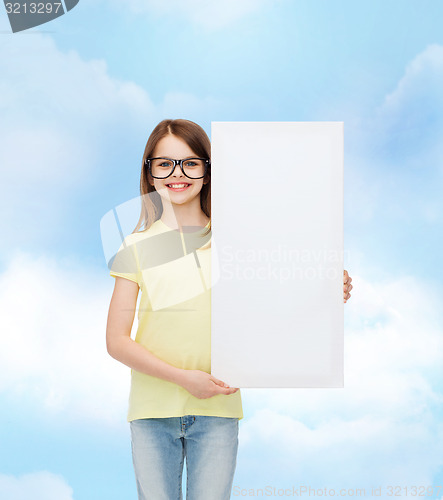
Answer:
[{"xmin": 130, "ymin": 415, "xmax": 239, "ymax": 500}]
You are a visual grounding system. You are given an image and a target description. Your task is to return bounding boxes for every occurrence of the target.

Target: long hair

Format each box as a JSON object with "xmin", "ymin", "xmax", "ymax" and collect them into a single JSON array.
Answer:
[{"xmin": 132, "ymin": 119, "xmax": 211, "ymax": 237}]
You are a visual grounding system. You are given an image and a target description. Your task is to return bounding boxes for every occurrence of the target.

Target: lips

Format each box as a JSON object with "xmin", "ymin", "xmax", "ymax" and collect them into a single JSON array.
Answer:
[{"xmin": 165, "ymin": 183, "xmax": 191, "ymax": 191}]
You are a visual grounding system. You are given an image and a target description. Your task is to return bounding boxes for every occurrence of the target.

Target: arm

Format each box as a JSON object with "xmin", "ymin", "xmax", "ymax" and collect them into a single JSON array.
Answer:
[
  {"xmin": 106, "ymin": 276, "xmax": 186, "ymax": 385},
  {"xmin": 106, "ymin": 277, "xmax": 239, "ymax": 398}
]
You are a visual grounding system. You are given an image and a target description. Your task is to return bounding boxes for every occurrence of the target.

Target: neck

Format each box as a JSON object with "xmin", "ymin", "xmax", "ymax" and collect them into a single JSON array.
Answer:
[{"xmin": 160, "ymin": 199, "xmax": 209, "ymax": 231}]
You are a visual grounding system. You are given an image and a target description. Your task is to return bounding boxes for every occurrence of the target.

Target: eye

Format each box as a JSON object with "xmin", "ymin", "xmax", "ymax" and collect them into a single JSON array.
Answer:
[{"xmin": 184, "ymin": 161, "xmax": 197, "ymax": 167}]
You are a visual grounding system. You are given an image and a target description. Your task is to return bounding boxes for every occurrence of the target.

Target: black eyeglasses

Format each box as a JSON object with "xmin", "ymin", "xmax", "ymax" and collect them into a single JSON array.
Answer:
[{"xmin": 145, "ymin": 157, "xmax": 210, "ymax": 179}]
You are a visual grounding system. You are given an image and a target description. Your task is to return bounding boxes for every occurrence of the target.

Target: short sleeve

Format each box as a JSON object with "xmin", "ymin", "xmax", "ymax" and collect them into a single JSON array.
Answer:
[{"xmin": 109, "ymin": 235, "xmax": 140, "ymax": 286}]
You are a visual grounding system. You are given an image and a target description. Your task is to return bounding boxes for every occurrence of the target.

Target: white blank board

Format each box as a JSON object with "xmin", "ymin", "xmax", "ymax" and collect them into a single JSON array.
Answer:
[{"xmin": 210, "ymin": 121, "xmax": 344, "ymax": 388}]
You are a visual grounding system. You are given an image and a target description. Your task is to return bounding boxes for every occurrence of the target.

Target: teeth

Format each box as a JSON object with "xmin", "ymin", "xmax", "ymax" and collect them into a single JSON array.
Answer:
[{"xmin": 167, "ymin": 184, "xmax": 189, "ymax": 188}]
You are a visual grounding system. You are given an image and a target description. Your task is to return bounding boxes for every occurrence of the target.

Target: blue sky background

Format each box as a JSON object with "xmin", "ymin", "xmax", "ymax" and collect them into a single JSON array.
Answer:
[{"xmin": 1, "ymin": 0, "xmax": 443, "ymax": 498}]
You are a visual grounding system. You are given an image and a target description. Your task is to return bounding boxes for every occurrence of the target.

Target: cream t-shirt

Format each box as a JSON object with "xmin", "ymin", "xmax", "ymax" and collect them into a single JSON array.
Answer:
[{"xmin": 109, "ymin": 218, "xmax": 243, "ymax": 422}]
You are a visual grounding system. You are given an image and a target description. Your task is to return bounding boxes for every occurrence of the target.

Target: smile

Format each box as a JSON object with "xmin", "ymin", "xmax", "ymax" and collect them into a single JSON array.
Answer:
[{"xmin": 166, "ymin": 183, "xmax": 191, "ymax": 191}]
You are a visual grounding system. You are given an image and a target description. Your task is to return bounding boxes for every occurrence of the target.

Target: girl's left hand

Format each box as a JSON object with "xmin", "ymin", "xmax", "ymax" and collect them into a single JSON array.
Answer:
[{"xmin": 344, "ymin": 270, "xmax": 352, "ymax": 303}]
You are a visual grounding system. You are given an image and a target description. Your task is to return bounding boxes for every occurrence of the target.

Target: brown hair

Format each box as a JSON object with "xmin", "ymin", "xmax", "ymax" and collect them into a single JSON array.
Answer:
[{"xmin": 132, "ymin": 119, "xmax": 211, "ymax": 237}]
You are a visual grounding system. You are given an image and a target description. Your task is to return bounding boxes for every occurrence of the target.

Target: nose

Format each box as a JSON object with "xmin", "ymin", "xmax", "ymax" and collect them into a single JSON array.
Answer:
[
  {"xmin": 171, "ymin": 164, "xmax": 183, "ymax": 176},
  {"xmin": 170, "ymin": 160, "xmax": 186, "ymax": 178}
]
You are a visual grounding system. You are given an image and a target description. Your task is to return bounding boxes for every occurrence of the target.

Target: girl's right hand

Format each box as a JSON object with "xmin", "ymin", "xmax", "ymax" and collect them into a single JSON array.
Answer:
[{"xmin": 181, "ymin": 370, "xmax": 239, "ymax": 399}]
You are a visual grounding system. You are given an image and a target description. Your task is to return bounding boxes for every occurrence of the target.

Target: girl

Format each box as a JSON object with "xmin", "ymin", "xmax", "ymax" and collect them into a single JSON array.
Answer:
[{"xmin": 106, "ymin": 119, "xmax": 353, "ymax": 500}]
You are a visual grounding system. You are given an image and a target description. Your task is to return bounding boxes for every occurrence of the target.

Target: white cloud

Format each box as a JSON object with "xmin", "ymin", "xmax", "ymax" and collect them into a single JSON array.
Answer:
[
  {"xmin": 0, "ymin": 33, "xmax": 153, "ymax": 248},
  {"xmin": 0, "ymin": 35, "xmax": 154, "ymax": 183},
  {"xmin": 0, "ymin": 33, "xmax": 229, "ymax": 252},
  {"xmin": 343, "ymin": 44, "xmax": 443, "ymax": 228},
  {"xmin": 367, "ymin": 43, "xmax": 443, "ymax": 166},
  {"xmin": 0, "ymin": 249, "xmax": 133, "ymax": 427},
  {"xmin": 378, "ymin": 43, "xmax": 443, "ymax": 119},
  {"xmin": 237, "ymin": 272, "xmax": 443, "ymax": 489},
  {"xmin": 0, "ymin": 471, "xmax": 73, "ymax": 500},
  {"xmin": 2, "ymin": 29, "xmax": 443, "ymax": 495},
  {"xmin": 2, "ymin": 247, "xmax": 443, "ymax": 492}
]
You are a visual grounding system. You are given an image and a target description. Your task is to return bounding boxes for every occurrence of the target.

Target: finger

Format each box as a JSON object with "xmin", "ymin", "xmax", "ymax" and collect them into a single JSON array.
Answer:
[
  {"xmin": 215, "ymin": 386, "xmax": 235, "ymax": 395},
  {"xmin": 211, "ymin": 377, "xmax": 228, "ymax": 387},
  {"xmin": 220, "ymin": 384, "xmax": 237, "ymax": 393}
]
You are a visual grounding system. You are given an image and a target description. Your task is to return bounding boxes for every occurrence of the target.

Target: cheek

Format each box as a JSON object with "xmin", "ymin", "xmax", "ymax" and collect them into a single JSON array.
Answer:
[
  {"xmin": 153, "ymin": 179, "xmax": 167, "ymax": 191},
  {"xmin": 191, "ymin": 180, "xmax": 204, "ymax": 192}
]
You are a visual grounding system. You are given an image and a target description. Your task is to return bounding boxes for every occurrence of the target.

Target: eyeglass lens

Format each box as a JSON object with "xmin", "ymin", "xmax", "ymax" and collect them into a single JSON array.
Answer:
[{"xmin": 150, "ymin": 158, "xmax": 206, "ymax": 179}]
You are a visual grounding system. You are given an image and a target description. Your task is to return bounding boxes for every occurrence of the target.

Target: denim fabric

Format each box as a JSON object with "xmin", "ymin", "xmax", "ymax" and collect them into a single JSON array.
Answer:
[{"xmin": 130, "ymin": 415, "xmax": 239, "ymax": 500}]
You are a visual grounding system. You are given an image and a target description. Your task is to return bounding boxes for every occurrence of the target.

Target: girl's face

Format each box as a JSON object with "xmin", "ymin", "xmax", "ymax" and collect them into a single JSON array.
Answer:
[{"xmin": 150, "ymin": 134, "xmax": 208, "ymax": 206}]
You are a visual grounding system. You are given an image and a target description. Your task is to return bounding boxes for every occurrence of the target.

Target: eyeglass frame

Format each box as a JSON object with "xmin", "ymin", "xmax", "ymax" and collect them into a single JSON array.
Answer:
[{"xmin": 144, "ymin": 156, "xmax": 211, "ymax": 180}]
